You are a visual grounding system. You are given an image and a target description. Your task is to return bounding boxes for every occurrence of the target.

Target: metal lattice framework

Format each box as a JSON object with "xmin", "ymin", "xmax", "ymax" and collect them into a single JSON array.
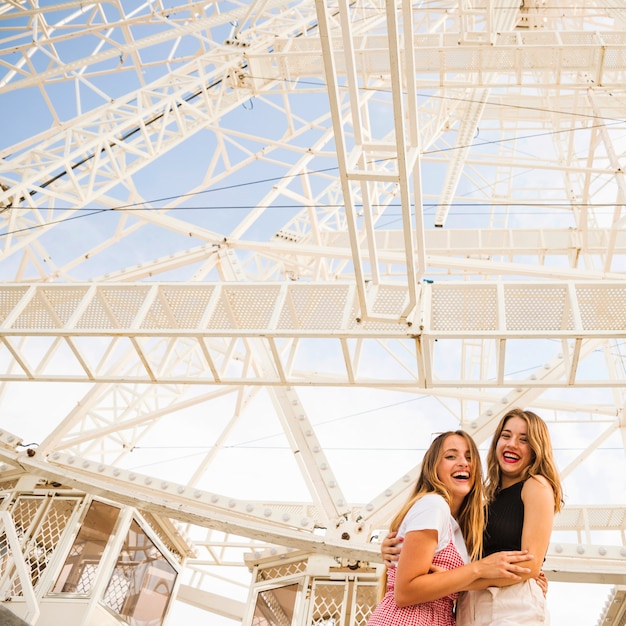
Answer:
[{"xmin": 1, "ymin": 1, "xmax": 626, "ymax": 624}]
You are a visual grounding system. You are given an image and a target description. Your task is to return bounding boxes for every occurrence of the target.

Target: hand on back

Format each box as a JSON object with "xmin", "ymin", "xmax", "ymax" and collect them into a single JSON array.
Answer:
[{"xmin": 474, "ymin": 550, "xmax": 533, "ymax": 581}]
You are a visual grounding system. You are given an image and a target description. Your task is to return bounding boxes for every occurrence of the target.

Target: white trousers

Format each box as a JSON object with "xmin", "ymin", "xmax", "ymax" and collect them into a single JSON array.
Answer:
[{"xmin": 456, "ymin": 579, "xmax": 549, "ymax": 626}]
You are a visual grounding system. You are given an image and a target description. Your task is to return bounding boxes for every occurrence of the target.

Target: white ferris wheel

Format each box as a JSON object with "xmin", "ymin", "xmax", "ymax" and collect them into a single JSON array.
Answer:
[{"xmin": 0, "ymin": 1, "xmax": 625, "ymax": 626}]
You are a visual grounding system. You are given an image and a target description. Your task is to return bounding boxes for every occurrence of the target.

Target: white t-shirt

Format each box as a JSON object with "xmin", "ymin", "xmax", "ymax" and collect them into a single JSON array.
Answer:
[{"xmin": 394, "ymin": 493, "xmax": 470, "ymax": 565}]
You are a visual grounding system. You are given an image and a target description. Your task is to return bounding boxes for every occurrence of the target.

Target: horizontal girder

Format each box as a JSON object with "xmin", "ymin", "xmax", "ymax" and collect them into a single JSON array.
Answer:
[
  {"xmin": 1, "ymin": 281, "xmax": 626, "ymax": 386},
  {"xmin": 251, "ymin": 30, "xmax": 626, "ymax": 88}
]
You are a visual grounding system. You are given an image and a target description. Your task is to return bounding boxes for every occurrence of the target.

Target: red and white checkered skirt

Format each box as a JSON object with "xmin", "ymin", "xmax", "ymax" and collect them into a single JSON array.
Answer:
[{"xmin": 366, "ymin": 535, "xmax": 466, "ymax": 626}]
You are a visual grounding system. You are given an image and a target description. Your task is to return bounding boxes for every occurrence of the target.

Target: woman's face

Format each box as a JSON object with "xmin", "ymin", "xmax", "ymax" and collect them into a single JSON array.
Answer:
[
  {"xmin": 436, "ymin": 434, "xmax": 474, "ymax": 513},
  {"xmin": 495, "ymin": 416, "xmax": 533, "ymax": 488}
]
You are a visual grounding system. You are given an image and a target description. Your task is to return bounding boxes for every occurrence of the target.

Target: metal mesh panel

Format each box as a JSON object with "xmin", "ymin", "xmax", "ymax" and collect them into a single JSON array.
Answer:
[
  {"xmin": 431, "ymin": 285, "xmax": 498, "ymax": 331},
  {"xmin": 74, "ymin": 562, "xmax": 98, "ymax": 595},
  {"xmin": 309, "ymin": 581, "xmax": 346, "ymax": 624},
  {"xmin": 353, "ymin": 583, "xmax": 378, "ymax": 626},
  {"xmin": 0, "ymin": 528, "xmax": 11, "ymax": 586},
  {"xmin": 277, "ymin": 285, "xmax": 351, "ymax": 330},
  {"xmin": 10, "ymin": 498, "xmax": 40, "ymax": 540},
  {"xmin": 251, "ymin": 584, "xmax": 297, "ymax": 626},
  {"xmin": 102, "ymin": 519, "xmax": 177, "ymax": 626},
  {"xmin": 223, "ymin": 286, "xmax": 282, "ymax": 328},
  {"xmin": 308, "ymin": 579, "xmax": 378, "ymax": 626},
  {"xmin": 101, "ymin": 287, "xmax": 152, "ymax": 327},
  {"xmin": 11, "ymin": 292, "xmax": 61, "ymax": 328},
  {"xmin": 142, "ymin": 286, "xmax": 216, "ymax": 329},
  {"xmin": 360, "ymin": 285, "xmax": 419, "ymax": 331},
  {"xmin": 586, "ymin": 508, "xmax": 626, "ymax": 527},
  {"xmin": 603, "ymin": 46, "xmax": 626, "ymax": 73},
  {"xmin": 577, "ymin": 286, "xmax": 626, "ymax": 331},
  {"xmin": 206, "ymin": 285, "xmax": 283, "ymax": 328},
  {"xmin": 25, "ymin": 499, "xmax": 78, "ymax": 588},
  {"xmin": 103, "ymin": 565, "xmax": 132, "ymax": 612},
  {"xmin": 0, "ymin": 287, "xmax": 30, "ymax": 325},
  {"xmin": 40, "ymin": 288, "xmax": 90, "ymax": 325},
  {"xmin": 256, "ymin": 559, "xmax": 307, "ymax": 583},
  {"xmin": 6, "ymin": 498, "xmax": 41, "ymax": 597},
  {"xmin": 6, "ymin": 496, "xmax": 79, "ymax": 597},
  {"xmin": 370, "ymin": 285, "xmax": 407, "ymax": 317},
  {"xmin": 490, "ymin": 49, "xmax": 517, "ymax": 70},
  {"xmin": 504, "ymin": 285, "xmax": 572, "ymax": 331},
  {"xmin": 75, "ymin": 287, "xmax": 151, "ymax": 328},
  {"xmin": 76, "ymin": 294, "xmax": 119, "ymax": 328}
]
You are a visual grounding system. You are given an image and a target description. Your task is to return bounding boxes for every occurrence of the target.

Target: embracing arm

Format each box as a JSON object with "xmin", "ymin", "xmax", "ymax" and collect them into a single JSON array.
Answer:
[
  {"xmin": 467, "ymin": 476, "xmax": 555, "ymax": 590},
  {"xmin": 394, "ymin": 529, "xmax": 532, "ymax": 607},
  {"xmin": 520, "ymin": 476, "xmax": 555, "ymax": 578}
]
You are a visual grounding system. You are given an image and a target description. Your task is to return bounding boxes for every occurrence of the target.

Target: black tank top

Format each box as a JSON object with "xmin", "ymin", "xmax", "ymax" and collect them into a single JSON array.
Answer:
[{"xmin": 482, "ymin": 480, "xmax": 524, "ymax": 556}]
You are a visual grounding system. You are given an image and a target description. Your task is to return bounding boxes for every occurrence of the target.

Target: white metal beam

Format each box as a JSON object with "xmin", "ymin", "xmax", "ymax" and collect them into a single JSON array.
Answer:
[{"xmin": 1, "ymin": 281, "xmax": 626, "ymax": 387}]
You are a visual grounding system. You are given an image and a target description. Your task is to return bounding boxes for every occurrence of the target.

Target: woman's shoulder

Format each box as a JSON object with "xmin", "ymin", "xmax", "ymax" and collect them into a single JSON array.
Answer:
[
  {"xmin": 411, "ymin": 492, "xmax": 450, "ymax": 513},
  {"xmin": 525, "ymin": 474, "xmax": 551, "ymax": 488},
  {"xmin": 401, "ymin": 493, "xmax": 451, "ymax": 534},
  {"xmin": 522, "ymin": 474, "xmax": 554, "ymax": 499}
]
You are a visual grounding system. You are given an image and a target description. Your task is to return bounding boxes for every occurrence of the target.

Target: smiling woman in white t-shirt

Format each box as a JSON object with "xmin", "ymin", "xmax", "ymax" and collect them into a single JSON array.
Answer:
[{"xmin": 366, "ymin": 430, "xmax": 533, "ymax": 626}]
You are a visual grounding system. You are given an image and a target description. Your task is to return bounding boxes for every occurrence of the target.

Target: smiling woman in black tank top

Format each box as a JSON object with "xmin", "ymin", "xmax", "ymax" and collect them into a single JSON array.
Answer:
[
  {"xmin": 381, "ymin": 408, "xmax": 563, "ymax": 626},
  {"xmin": 455, "ymin": 408, "xmax": 563, "ymax": 626}
]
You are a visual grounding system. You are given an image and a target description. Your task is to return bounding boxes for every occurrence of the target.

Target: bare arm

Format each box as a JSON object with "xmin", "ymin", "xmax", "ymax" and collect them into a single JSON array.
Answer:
[
  {"xmin": 467, "ymin": 476, "xmax": 555, "ymax": 590},
  {"xmin": 520, "ymin": 476, "xmax": 555, "ymax": 578},
  {"xmin": 394, "ymin": 529, "xmax": 532, "ymax": 607}
]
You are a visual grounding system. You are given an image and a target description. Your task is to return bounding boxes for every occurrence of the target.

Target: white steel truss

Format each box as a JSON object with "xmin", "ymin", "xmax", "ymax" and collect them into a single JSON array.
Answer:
[{"xmin": 1, "ymin": 1, "xmax": 626, "ymax": 625}]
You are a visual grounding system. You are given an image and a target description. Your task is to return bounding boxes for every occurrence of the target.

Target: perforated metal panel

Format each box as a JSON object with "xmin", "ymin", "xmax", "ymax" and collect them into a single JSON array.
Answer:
[{"xmin": 3, "ymin": 496, "xmax": 80, "ymax": 598}]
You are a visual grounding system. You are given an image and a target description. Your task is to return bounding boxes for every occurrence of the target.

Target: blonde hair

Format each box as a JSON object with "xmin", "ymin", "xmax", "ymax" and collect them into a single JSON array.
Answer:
[
  {"xmin": 484, "ymin": 408, "xmax": 563, "ymax": 513},
  {"xmin": 378, "ymin": 431, "xmax": 485, "ymax": 600}
]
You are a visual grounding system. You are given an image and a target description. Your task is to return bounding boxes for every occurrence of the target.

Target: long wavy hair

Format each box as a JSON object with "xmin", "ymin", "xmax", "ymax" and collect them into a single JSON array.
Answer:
[
  {"xmin": 378, "ymin": 430, "xmax": 485, "ymax": 599},
  {"xmin": 484, "ymin": 408, "xmax": 563, "ymax": 512}
]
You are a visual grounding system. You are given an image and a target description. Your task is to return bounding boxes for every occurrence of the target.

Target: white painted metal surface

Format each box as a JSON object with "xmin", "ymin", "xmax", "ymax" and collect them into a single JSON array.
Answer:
[{"xmin": 0, "ymin": 1, "xmax": 625, "ymax": 625}]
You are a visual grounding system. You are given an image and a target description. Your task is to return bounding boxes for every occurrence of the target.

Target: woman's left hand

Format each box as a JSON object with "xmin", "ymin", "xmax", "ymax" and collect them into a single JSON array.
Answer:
[
  {"xmin": 381, "ymin": 531, "xmax": 403, "ymax": 566},
  {"xmin": 535, "ymin": 571, "xmax": 548, "ymax": 597}
]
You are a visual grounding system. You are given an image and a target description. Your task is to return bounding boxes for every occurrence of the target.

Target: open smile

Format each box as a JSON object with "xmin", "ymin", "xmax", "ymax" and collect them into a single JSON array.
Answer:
[
  {"xmin": 452, "ymin": 471, "xmax": 470, "ymax": 481},
  {"xmin": 502, "ymin": 451, "xmax": 520, "ymax": 464}
]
